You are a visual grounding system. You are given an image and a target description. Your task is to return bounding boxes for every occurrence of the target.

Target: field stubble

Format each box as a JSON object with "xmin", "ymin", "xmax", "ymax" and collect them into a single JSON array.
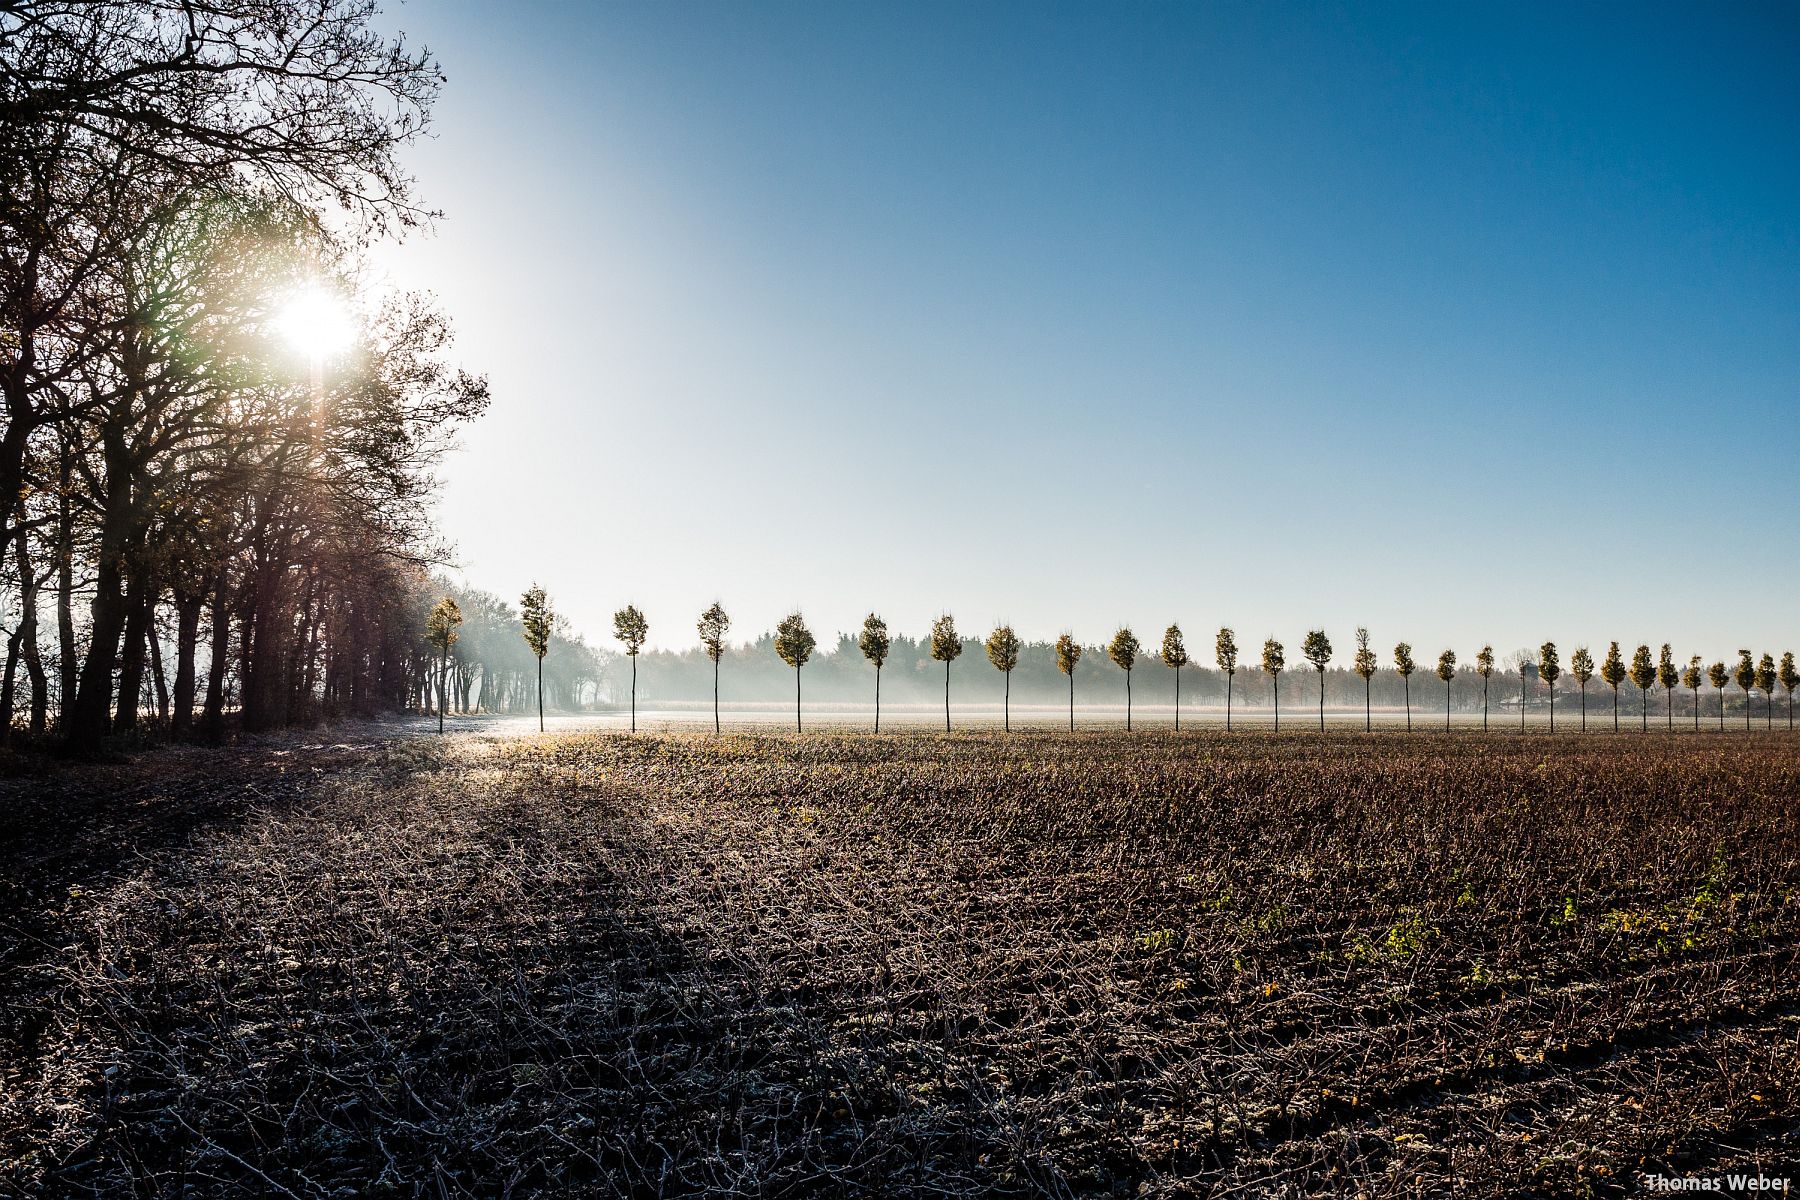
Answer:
[{"xmin": 1, "ymin": 730, "xmax": 1797, "ymax": 1197}]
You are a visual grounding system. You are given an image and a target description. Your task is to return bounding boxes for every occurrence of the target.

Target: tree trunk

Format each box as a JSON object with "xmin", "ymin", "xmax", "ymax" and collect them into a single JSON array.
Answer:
[
  {"xmin": 1366, "ymin": 677, "xmax": 1371, "ymax": 731},
  {"xmin": 537, "ymin": 655, "xmax": 543, "ymax": 732},
  {"xmin": 1403, "ymin": 677, "xmax": 1410, "ymax": 731},
  {"xmin": 713, "ymin": 657, "xmax": 720, "ymax": 734},
  {"xmin": 148, "ymin": 622, "xmax": 169, "ymax": 725},
  {"xmin": 1320, "ymin": 670, "xmax": 1326, "ymax": 731},
  {"xmin": 795, "ymin": 664, "xmax": 802, "ymax": 732},
  {"xmin": 1272, "ymin": 674, "xmax": 1278, "ymax": 731},
  {"xmin": 943, "ymin": 659, "xmax": 950, "ymax": 733},
  {"xmin": 1125, "ymin": 670, "xmax": 1132, "ymax": 731},
  {"xmin": 1174, "ymin": 666, "xmax": 1180, "ymax": 732},
  {"xmin": 630, "ymin": 655, "xmax": 637, "ymax": 733},
  {"xmin": 1548, "ymin": 688, "xmax": 1553, "ymax": 733},
  {"xmin": 874, "ymin": 664, "xmax": 881, "ymax": 734},
  {"xmin": 202, "ymin": 576, "xmax": 232, "ymax": 741},
  {"xmin": 1068, "ymin": 672, "xmax": 1074, "ymax": 731},
  {"xmin": 13, "ymin": 523, "xmax": 46, "ymax": 735},
  {"xmin": 171, "ymin": 595, "xmax": 202, "ymax": 739},
  {"xmin": 0, "ymin": 625, "xmax": 20, "ymax": 745},
  {"xmin": 113, "ymin": 572, "xmax": 152, "ymax": 734},
  {"xmin": 1225, "ymin": 673, "xmax": 1232, "ymax": 731},
  {"xmin": 1004, "ymin": 669, "xmax": 1011, "ymax": 732},
  {"xmin": 1446, "ymin": 681, "xmax": 1451, "ymax": 731}
]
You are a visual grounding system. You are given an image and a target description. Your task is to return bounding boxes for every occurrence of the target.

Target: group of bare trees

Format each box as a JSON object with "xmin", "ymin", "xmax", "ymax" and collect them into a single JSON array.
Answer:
[
  {"xmin": 0, "ymin": 2, "xmax": 487, "ymax": 751},
  {"xmin": 481, "ymin": 597, "xmax": 1798, "ymax": 735}
]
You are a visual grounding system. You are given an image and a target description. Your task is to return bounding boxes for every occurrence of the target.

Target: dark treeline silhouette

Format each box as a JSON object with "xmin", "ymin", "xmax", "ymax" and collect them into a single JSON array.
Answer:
[{"xmin": 0, "ymin": 2, "xmax": 487, "ymax": 749}]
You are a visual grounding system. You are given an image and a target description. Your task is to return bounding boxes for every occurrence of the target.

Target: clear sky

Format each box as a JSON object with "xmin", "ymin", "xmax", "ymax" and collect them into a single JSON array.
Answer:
[{"xmin": 375, "ymin": 0, "xmax": 1799, "ymax": 660}]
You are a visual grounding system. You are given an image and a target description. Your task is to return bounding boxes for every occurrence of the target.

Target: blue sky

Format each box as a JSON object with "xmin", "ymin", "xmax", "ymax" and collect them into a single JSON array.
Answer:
[{"xmin": 378, "ymin": 0, "xmax": 1799, "ymax": 659}]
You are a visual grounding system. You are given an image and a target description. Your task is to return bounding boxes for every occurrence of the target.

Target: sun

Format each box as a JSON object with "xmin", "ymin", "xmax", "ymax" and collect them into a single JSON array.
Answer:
[{"xmin": 274, "ymin": 285, "xmax": 357, "ymax": 358}]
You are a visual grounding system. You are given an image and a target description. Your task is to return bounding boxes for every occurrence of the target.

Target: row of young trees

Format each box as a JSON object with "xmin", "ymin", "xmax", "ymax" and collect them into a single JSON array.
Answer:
[
  {"xmin": 0, "ymin": 2, "xmax": 487, "ymax": 751},
  {"xmin": 435, "ymin": 598, "xmax": 1799, "ymax": 736}
]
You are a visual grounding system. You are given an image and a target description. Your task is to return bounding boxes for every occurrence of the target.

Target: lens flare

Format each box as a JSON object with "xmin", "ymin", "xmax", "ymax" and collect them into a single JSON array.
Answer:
[{"xmin": 275, "ymin": 286, "xmax": 357, "ymax": 357}]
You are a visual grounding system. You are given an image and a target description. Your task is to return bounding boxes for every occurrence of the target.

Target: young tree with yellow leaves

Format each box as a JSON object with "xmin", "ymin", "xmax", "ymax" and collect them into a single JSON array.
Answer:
[
  {"xmin": 774, "ymin": 612, "xmax": 816, "ymax": 732},
  {"xmin": 1657, "ymin": 645, "xmax": 1679, "ymax": 731},
  {"xmin": 1263, "ymin": 637, "xmax": 1285, "ymax": 731},
  {"xmin": 1629, "ymin": 645, "xmax": 1655, "ymax": 733},
  {"xmin": 1682, "ymin": 655, "xmax": 1704, "ymax": 732},
  {"xmin": 1161, "ymin": 624, "xmax": 1189, "ymax": 730},
  {"xmin": 1354, "ymin": 628, "xmax": 1378, "ymax": 731},
  {"xmin": 613, "ymin": 605, "xmax": 649, "ymax": 733},
  {"xmin": 1600, "ymin": 642, "xmax": 1626, "ymax": 733},
  {"xmin": 1734, "ymin": 650, "xmax": 1756, "ymax": 732},
  {"xmin": 1539, "ymin": 642, "xmax": 1561, "ymax": 733},
  {"xmin": 1056, "ymin": 634, "xmax": 1082, "ymax": 731},
  {"xmin": 1393, "ymin": 642, "xmax": 1415, "ymax": 732},
  {"xmin": 1303, "ymin": 630, "xmax": 1332, "ymax": 731},
  {"xmin": 1570, "ymin": 646, "xmax": 1594, "ymax": 733},
  {"xmin": 1436, "ymin": 649, "xmax": 1457, "ymax": 731},
  {"xmin": 986, "ymin": 624, "xmax": 1022, "ymax": 732},
  {"xmin": 1475, "ymin": 644, "xmax": 1495, "ymax": 732},
  {"xmin": 1781, "ymin": 652, "xmax": 1798, "ymax": 732},
  {"xmin": 1708, "ymin": 660, "xmax": 1729, "ymax": 731},
  {"xmin": 858, "ymin": 614, "xmax": 891, "ymax": 733},
  {"xmin": 425, "ymin": 596, "xmax": 462, "ymax": 735},
  {"xmin": 697, "ymin": 603, "xmax": 730, "ymax": 734},
  {"xmin": 1216, "ymin": 628, "xmax": 1239, "ymax": 732},
  {"xmin": 930, "ymin": 614, "xmax": 962, "ymax": 732},
  {"xmin": 1110, "ymin": 627, "xmax": 1141, "ymax": 731},
  {"xmin": 1757, "ymin": 654, "xmax": 1777, "ymax": 730},
  {"xmin": 520, "ymin": 585, "xmax": 553, "ymax": 733}
]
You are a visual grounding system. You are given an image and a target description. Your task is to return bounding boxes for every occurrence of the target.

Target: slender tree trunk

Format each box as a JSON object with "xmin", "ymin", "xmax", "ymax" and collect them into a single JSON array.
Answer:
[
  {"xmin": 1174, "ymin": 666, "xmax": 1180, "ymax": 731},
  {"xmin": 1692, "ymin": 686, "xmax": 1699, "ymax": 732},
  {"xmin": 795, "ymin": 664, "xmax": 802, "ymax": 732},
  {"xmin": 1403, "ymin": 677, "xmax": 1410, "ymax": 731},
  {"xmin": 1068, "ymin": 672, "xmax": 1074, "ymax": 731},
  {"xmin": 1225, "ymin": 673, "xmax": 1232, "ymax": 731},
  {"xmin": 944, "ymin": 659, "xmax": 950, "ymax": 732},
  {"xmin": 1125, "ymin": 671, "xmax": 1132, "ymax": 731},
  {"xmin": 13, "ymin": 523, "xmax": 45, "ymax": 736},
  {"xmin": 172, "ymin": 596, "xmax": 201, "ymax": 739},
  {"xmin": 1745, "ymin": 689, "xmax": 1751, "ymax": 731},
  {"xmin": 1548, "ymin": 688, "xmax": 1553, "ymax": 733},
  {"xmin": 874, "ymin": 665, "xmax": 881, "ymax": 733},
  {"xmin": 1004, "ymin": 669, "xmax": 1011, "ymax": 732},
  {"xmin": 1365, "ymin": 677, "xmax": 1371, "ymax": 731},
  {"xmin": 1272, "ymin": 674, "xmax": 1278, "ymax": 731},
  {"xmin": 1519, "ymin": 675, "xmax": 1526, "ymax": 731},
  {"xmin": 438, "ymin": 645, "xmax": 447, "ymax": 734},
  {"xmin": 0, "ymin": 626, "xmax": 20, "ymax": 745},
  {"xmin": 1612, "ymin": 688, "xmax": 1618, "ymax": 733},
  {"xmin": 203, "ymin": 577, "xmax": 232, "ymax": 741},
  {"xmin": 1667, "ymin": 688, "xmax": 1673, "ymax": 731},
  {"xmin": 1642, "ymin": 688, "xmax": 1648, "ymax": 732},
  {"xmin": 1318, "ymin": 670, "xmax": 1325, "ymax": 732},
  {"xmin": 1580, "ymin": 683, "xmax": 1586, "ymax": 732},
  {"xmin": 1718, "ymin": 687, "xmax": 1725, "ymax": 731},
  {"xmin": 1446, "ymin": 680, "xmax": 1451, "ymax": 731},
  {"xmin": 713, "ymin": 657, "xmax": 720, "ymax": 734},
  {"xmin": 630, "ymin": 655, "xmax": 637, "ymax": 733},
  {"xmin": 55, "ymin": 442, "xmax": 76, "ymax": 731},
  {"xmin": 536, "ymin": 655, "xmax": 543, "ymax": 732},
  {"xmin": 149, "ymin": 624, "xmax": 169, "ymax": 725},
  {"xmin": 1482, "ymin": 677, "xmax": 1489, "ymax": 731}
]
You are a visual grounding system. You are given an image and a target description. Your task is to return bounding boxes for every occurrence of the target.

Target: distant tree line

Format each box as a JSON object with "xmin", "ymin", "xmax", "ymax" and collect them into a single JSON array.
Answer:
[{"xmin": 426, "ymin": 595, "xmax": 1797, "ymax": 735}]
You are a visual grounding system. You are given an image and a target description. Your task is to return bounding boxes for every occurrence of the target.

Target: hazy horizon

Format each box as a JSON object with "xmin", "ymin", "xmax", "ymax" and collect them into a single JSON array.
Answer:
[{"xmin": 371, "ymin": 1, "xmax": 1797, "ymax": 655}]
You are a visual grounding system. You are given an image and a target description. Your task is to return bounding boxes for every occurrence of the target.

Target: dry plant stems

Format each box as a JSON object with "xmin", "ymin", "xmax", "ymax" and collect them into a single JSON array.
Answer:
[{"xmin": 3, "ymin": 732, "xmax": 1797, "ymax": 1198}]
